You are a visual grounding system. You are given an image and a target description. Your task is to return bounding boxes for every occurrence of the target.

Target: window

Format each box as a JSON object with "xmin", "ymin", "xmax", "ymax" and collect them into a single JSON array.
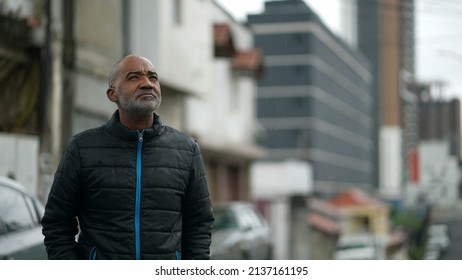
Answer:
[
  {"xmin": 246, "ymin": 207, "xmax": 265, "ymax": 229},
  {"xmin": 0, "ymin": 186, "xmax": 35, "ymax": 235},
  {"xmin": 212, "ymin": 208, "xmax": 238, "ymax": 231},
  {"xmin": 237, "ymin": 208, "xmax": 254, "ymax": 231}
]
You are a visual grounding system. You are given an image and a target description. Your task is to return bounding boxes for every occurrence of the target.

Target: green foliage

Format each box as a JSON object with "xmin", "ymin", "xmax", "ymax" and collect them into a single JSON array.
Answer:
[
  {"xmin": 408, "ymin": 241, "xmax": 427, "ymax": 260},
  {"xmin": 390, "ymin": 208, "xmax": 429, "ymax": 260},
  {"xmin": 391, "ymin": 211, "xmax": 423, "ymax": 231}
]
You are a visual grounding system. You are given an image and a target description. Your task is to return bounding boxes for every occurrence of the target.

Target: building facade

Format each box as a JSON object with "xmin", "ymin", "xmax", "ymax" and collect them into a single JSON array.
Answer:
[
  {"xmin": 248, "ymin": 0, "xmax": 375, "ymax": 196},
  {"xmin": 357, "ymin": 0, "xmax": 417, "ymax": 201},
  {"xmin": 419, "ymin": 98, "xmax": 461, "ymax": 161}
]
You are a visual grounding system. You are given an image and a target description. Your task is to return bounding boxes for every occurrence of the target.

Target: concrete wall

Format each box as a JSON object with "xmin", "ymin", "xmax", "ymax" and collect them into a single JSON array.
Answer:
[
  {"xmin": 379, "ymin": 126, "xmax": 403, "ymax": 200},
  {"xmin": 73, "ymin": 0, "xmax": 125, "ymax": 133},
  {"xmin": 154, "ymin": 0, "xmax": 213, "ymax": 97},
  {"xmin": 0, "ymin": 133, "xmax": 39, "ymax": 196},
  {"xmin": 185, "ymin": 2, "xmax": 258, "ymax": 147},
  {"xmin": 419, "ymin": 141, "xmax": 460, "ymax": 206}
]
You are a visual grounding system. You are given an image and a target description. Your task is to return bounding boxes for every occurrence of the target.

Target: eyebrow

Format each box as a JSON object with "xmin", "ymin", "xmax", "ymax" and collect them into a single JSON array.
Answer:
[{"xmin": 125, "ymin": 70, "xmax": 158, "ymax": 77}]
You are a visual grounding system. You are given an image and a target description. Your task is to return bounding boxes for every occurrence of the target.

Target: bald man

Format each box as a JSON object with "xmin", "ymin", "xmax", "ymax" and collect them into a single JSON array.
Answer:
[{"xmin": 42, "ymin": 55, "xmax": 214, "ymax": 260}]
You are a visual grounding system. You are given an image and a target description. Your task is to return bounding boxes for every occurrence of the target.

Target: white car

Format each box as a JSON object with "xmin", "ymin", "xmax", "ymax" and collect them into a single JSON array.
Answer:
[
  {"xmin": 333, "ymin": 233, "xmax": 378, "ymax": 260},
  {"xmin": 427, "ymin": 224, "xmax": 450, "ymax": 252},
  {"xmin": 211, "ymin": 202, "xmax": 273, "ymax": 260},
  {"xmin": 428, "ymin": 224, "xmax": 449, "ymax": 237},
  {"xmin": 423, "ymin": 249, "xmax": 440, "ymax": 260},
  {"xmin": 0, "ymin": 176, "xmax": 47, "ymax": 259}
]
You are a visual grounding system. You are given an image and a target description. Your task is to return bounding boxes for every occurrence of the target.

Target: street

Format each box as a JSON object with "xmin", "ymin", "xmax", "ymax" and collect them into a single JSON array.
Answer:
[
  {"xmin": 440, "ymin": 218, "xmax": 462, "ymax": 259},
  {"xmin": 431, "ymin": 203, "xmax": 462, "ymax": 260}
]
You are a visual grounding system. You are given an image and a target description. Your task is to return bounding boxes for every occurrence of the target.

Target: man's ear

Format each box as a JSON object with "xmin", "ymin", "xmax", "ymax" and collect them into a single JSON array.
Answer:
[{"xmin": 107, "ymin": 87, "xmax": 117, "ymax": 102}]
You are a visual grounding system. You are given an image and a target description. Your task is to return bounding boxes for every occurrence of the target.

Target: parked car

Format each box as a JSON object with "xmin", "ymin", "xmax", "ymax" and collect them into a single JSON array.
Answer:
[
  {"xmin": 0, "ymin": 176, "xmax": 47, "ymax": 260},
  {"xmin": 333, "ymin": 233, "xmax": 378, "ymax": 260},
  {"xmin": 423, "ymin": 248, "xmax": 440, "ymax": 260},
  {"xmin": 211, "ymin": 202, "xmax": 272, "ymax": 260},
  {"xmin": 426, "ymin": 223, "xmax": 450, "ymax": 253}
]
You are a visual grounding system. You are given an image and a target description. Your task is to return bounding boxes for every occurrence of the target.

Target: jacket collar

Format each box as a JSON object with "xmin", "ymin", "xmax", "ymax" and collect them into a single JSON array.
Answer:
[{"xmin": 106, "ymin": 110, "xmax": 165, "ymax": 142}]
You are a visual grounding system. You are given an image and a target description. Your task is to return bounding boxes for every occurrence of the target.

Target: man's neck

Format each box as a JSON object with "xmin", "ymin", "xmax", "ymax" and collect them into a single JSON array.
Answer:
[{"xmin": 118, "ymin": 110, "xmax": 154, "ymax": 131}]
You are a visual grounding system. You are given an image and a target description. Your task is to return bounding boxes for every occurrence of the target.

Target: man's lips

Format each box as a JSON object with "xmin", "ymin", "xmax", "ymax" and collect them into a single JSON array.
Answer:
[{"xmin": 137, "ymin": 92, "xmax": 157, "ymax": 99}]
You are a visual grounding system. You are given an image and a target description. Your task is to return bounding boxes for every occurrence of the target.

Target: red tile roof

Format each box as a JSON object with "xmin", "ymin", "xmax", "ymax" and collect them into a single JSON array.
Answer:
[{"xmin": 328, "ymin": 187, "xmax": 387, "ymax": 208}]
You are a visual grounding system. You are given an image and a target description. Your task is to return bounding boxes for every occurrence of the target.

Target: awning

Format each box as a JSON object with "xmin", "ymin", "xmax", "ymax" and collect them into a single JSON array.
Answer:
[
  {"xmin": 308, "ymin": 213, "xmax": 341, "ymax": 235},
  {"xmin": 232, "ymin": 49, "xmax": 263, "ymax": 77},
  {"xmin": 213, "ymin": 23, "xmax": 236, "ymax": 58}
]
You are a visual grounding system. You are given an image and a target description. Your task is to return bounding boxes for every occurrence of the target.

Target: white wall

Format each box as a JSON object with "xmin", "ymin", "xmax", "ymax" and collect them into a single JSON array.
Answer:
[
  {"xmin": 154, "ymin": 0, "xmax": 213, "ymax": 97},
  {"xmin": 130, "ymin": 0, "xmax": 160, "ymax": 63},
  {"xmin": 419, "ymin": 141, "xmax": 460, "ymax": 206},
  {"xmin": 379, "ymin": 126, "xmax": 403, "ymax": 200},
  {"xmin": 250, "ymin": 160, "xmax": 313, "ymax": 199},
  {"xmin": 0, "ymin": 133, "xmax": 39, "ymax": 195},
  {"xmin": 185, "ymin": 1, "xmax": 258, "ymax": 147},
  {"xmin": 74, "ymin": 74, "xmax": 115, "ymax": 117},
  {"xmin": 268, "ymin": 197, "xmax": 291, "ymax": 260},
  {"xmin": 129, "ymin": 0, "xmax": 213, "ymax": 131}
]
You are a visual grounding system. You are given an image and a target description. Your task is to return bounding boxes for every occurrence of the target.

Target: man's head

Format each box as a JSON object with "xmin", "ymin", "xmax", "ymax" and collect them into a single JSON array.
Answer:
[{"xmin": 106, "ymin": 55, "xmax": 162, "ymax": 115}]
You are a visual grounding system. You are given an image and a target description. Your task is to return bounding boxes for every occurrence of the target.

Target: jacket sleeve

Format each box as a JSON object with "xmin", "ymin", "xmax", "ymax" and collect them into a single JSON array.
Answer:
[
  {"xmin": 41, "ymin": 137, "xmax": 81, "ymax": 259},
  {"xmin": 182, "ymin": 141, "xmax": 214, "ymax": 260}
]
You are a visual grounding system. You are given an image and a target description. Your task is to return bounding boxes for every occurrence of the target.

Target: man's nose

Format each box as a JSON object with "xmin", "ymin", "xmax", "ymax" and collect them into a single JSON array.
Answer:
[{"xmin": 140, "ymin": 75, "xmax": 154, "ymax": 88}]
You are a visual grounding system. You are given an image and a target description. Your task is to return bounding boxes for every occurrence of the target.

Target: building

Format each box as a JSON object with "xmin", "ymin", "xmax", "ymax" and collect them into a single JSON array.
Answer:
[
  {"xmin": 187, "ymin": 1, "xmax": 265, "ymax": 202},
  {"xmin": 0, "ymin": 0, "xmax": 48, "ymax": 198},
  {"xmin": 405, "ymin": 93, "xmax": 462, "ymax": 206},
  {"xmin": 248, "ymin": 0, "xmax": 375, "ymax": 196},
  {"xmin": 419, "ymin": 98, "xmax": 461, "ymax": 161},
  {"xmin": 415, "ymin": 141, "xmax": 460, "ymax": 206},
  {"xmin": 356, "ymin": 0, "xmax": 417, "ymax": 201}
]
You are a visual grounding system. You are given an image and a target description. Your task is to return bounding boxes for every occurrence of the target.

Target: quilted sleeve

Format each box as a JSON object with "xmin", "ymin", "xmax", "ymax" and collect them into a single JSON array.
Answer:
[
  {"xmin": 41, "ymin": 137, "xmax": 82, "ymax": 259},
  {"xmin": 181, "ymin": 141, "xmax": 214, "ymax": 260}
]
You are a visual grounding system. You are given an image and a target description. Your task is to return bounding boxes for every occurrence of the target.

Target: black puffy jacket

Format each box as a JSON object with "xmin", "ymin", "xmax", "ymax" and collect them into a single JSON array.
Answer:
[{"xmin": 42, "ymin": 111, "xmax": 214, "ymax": 260}]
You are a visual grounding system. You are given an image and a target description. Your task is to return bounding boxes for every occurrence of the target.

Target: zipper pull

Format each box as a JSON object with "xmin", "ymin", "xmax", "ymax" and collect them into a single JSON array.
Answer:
[{"xmin": 137, "ymin": 130, "xmax": 144, "ymax": 142}]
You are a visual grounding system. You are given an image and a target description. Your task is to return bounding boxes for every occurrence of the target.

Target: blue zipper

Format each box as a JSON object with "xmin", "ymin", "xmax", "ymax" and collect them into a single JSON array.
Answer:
[
  {"xmin": 135, "ymin": 130, "xmax": 144, "ymax": 260},
  {"xmin": 89, "ymin": 246, "xmax": 97, "ymax": 260}
]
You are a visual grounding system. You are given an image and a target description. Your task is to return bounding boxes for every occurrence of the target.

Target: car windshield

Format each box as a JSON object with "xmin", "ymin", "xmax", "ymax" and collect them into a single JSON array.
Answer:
[
  {"xmin": 336, "ymin": 243, "xmax": 371, "ymax": 251},
  {"xmin": 212, "ymin": 208, "xmax": 238, "ymax": 231}
]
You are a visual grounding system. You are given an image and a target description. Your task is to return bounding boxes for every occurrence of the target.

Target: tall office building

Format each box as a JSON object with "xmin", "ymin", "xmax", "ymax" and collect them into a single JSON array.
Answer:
[
  {"xmin": 248, "ymin": 0, "xmax": 375, "ymax": 196},
  {"xmin": 357, "ymin": 0, "xmax": 417, "ymax": 200}
]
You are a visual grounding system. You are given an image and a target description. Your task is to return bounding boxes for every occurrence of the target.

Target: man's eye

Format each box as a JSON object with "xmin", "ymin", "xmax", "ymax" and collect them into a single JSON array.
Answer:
[
  {"xmin": 128, "ymin": 75, "xmax": 139, "ymax": 80},
  {"xmin": 149, "ymin": 76, "xmax": 158, "ymax": 81}
]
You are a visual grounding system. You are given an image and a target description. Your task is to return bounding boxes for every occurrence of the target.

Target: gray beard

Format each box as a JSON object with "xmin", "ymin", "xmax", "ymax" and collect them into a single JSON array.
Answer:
[{"xmin": 117, "ymin": 91, "xmax": 161, "ymax": 114}]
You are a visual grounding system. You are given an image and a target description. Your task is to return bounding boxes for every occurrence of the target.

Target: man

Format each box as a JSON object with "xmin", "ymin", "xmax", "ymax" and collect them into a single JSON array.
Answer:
[{"xmin": 42, "ymin": 55, "xmax": 214, "ymax": 260}]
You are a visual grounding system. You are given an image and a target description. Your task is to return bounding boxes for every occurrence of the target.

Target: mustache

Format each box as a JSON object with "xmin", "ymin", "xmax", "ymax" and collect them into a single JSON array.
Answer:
[{"xmin": 134, "ymin": 89, "xmax": 158, "ymax": 98}]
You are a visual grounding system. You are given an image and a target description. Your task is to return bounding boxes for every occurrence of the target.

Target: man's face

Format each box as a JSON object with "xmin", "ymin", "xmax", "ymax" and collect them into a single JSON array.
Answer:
[{"xmin": 112, "ymin": 56, "xmax": 162, "ymax": 114}]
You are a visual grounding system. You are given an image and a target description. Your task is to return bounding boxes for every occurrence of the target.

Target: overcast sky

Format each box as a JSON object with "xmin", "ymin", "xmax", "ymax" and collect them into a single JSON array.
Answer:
[{"xmin": 216, "ymin": 0, "xmax": 462, "ymax": 100}]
